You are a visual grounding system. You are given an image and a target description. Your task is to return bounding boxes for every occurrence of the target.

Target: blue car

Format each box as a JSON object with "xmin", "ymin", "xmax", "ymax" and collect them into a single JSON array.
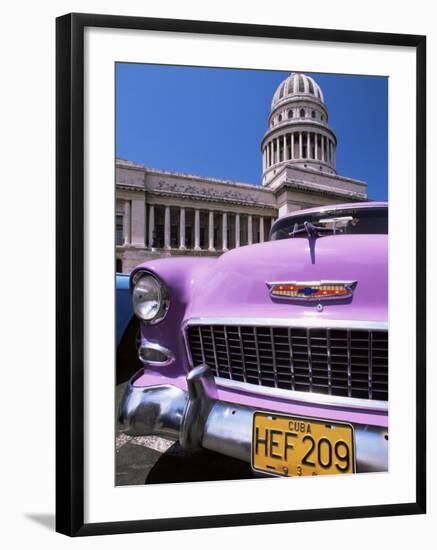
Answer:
[{"xmin": 116, "ymin": 273, "xmax": 141, "ymax": 383}]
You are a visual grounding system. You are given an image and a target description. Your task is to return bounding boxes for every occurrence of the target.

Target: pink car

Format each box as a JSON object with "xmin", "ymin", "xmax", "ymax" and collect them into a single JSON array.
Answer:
[{"xmin": 119, "ymin": 202, "xmax": 388, "ymax": 477}]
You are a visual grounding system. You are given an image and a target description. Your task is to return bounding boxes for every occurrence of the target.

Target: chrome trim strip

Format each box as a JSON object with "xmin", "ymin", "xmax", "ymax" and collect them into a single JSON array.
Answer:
[
  {"xmin": 238, "ymin": 326, "xmax": 247, "ymax": 383},
  {"xmin": 253, "ymin": 327, "xmax": 262, "ymax": 385},
  {"xmin": 223, "ymin": 325, "xmax": 232, "ymax": 380},
  {"xmin": 306, "ymin": 328, "xmax": 313, "ymax": 392},
  {"xmin": 210, "ymin": 326, "xmax": 219, "ymax": 376},
  {"xmin": 327, "ymin": 328, "xmax": 332, "ymax": 395},
  {"xmin": 185, "ymin": 317, "xmax": 388, "ymax": 331},
  {"xmin": 287, "ymin": 327, "xmax": 296, "ymax": 391},
  {"xmin": 346, "ymin": 329, "xmax": 352, "ymax": 398},
  {"xmin": 214, "ymin": 376, "xmax": 388, "ymax": 412},
  {"xmin": 270, "ymin": 327, "xmax": 278, "ymax": 387},
  {"xmin": 198, "ymin": 326, "xmax": 206, "ymax": 364}
]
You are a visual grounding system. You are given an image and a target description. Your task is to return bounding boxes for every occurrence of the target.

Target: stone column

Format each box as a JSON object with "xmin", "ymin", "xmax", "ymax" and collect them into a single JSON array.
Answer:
[
  {"xmin": 208, "ymin": 211, "xmax": 215, "ymax": 251},
  {"xmin": 179, "ymin": 207, "xmax": 186, "ymax": 250},
  {"xmin": 291, "ymin": 133, "xmax": 294, "ymax": 159},
  {"xmin": 222, "ymin": 212, "xmax": 228, "ymax": 251},
  {"xmin": 322, "ymin": 135, "xmax": 325, "ymax": 162},
  {"xmin": 123, "ymin": 201, "xmax": 131, "ymax": 245},
  {"xmin": 259, "ymin": 216, "xmax": 265, "ymax": 243},
  {"xmin": 315, "ymin": 133, "xmax": 319, "ymax": 160},
  {"xmin": 283, "ymin": 134, "xmax": 287, "ymax": 161},
  {"xmin": 299, "ymin": 132, "xmax": 303, "ymax": 159},
  {"xmin": 248, "ymin": 215, "xmax": 253, "ymax": 245},
  {"xmin": 130, "ymin": 199, "xmax": 146, "ymax": 246},
  {"xmin": 148, "ymin": 205, "xmax": 155, "ymax": 248},
  {"xmin": 307, "ymin": 132, "xmax": 311, "ymax": 159},
  {"xmin": 164, "ymin": 206, "xmax": 171, "ymax": 250},
  {"xmin": 235, "ymin": 214, "xmax": 241, "ymax": 248},
  {"xmin": 194, "ymin": 209, "xmax": 201, "ymax": 250}
]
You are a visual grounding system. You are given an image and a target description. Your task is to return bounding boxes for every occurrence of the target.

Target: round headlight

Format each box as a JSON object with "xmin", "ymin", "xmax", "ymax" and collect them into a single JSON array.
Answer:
[{"xmin": 132, "ymin": 273, "xmax": 169, "ymax": 324}]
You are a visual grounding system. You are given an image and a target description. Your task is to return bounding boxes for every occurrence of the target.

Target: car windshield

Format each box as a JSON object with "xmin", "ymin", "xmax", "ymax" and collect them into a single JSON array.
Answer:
[{"xmin": 270, "ymin": 207, "xmax": 388, "ymax": 240}]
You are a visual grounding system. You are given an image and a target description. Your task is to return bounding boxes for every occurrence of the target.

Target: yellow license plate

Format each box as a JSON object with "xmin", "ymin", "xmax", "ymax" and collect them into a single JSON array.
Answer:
[{"xmin": 252, "ymin": 411, "xmax": 355, "ymax": 477}]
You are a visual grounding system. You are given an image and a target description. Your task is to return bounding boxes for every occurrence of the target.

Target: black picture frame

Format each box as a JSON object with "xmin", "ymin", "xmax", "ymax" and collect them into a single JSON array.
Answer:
[{"xmin": 56, "ymin": 12, "xmax": 426, "ymax": 537}]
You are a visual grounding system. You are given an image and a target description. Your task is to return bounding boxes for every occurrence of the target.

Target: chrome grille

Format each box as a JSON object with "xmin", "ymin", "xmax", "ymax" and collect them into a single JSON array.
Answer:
[{"xmin": 186, "ymin": 325, "xmax": 388, "ymax": 401}]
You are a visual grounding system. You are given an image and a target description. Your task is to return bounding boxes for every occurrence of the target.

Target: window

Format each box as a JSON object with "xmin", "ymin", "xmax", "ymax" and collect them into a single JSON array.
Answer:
[
  {"xmin": 155, "ymin": 224, "xmax": 164, "ymax": 248},
  {"xmin": 278, "ymin": 114, "xmax": 282, "ymax": 122},
  {"xmin": 311, "ymin": 110, "xmax": 316, "ymax": 118},
  {"xmin": 298, "ymin": 75, "xmax": 304, "ymax": 93},
  {"xmin": 270, "ymin": 207, "xmax": 388, "ymax": 241},
  {"xmin": 300, "ymin": 108, "xmax": 305, "ymax": 118},
  {"xmin": 288, "ymin": 110, "xmax": 293, "ymax": 118},
  {"xmin": 116, "ymin": 214, "xmax": 124, "ymax": 245},
  {"xmin": 171, "ymin": 224, "xmax": 178, "ymax": 247},
  {"xmin": 116, "ymin": 258, "xmax": 122, "ymax": 273},
  {"xmin": 321, "ymin": 115, "xmax": 325, "ymax": 121}
]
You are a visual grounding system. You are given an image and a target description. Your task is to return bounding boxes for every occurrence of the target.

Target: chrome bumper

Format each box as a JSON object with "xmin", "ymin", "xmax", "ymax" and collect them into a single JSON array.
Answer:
[{"xmin": 119, "ymin": 365, "xmax": 388, "ymax": 473}]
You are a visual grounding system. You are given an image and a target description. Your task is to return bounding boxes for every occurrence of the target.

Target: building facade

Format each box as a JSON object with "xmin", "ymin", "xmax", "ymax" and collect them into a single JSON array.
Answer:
[{"xmin": 116, "ymin": 72, "xmax": 368, "ymax": 273}]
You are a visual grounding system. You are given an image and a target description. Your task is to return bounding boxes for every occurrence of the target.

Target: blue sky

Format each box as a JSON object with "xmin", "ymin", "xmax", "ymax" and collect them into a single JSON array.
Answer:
[{"xmin": 116, "ymin": 64, "xmax": 388, "ymax": 201}]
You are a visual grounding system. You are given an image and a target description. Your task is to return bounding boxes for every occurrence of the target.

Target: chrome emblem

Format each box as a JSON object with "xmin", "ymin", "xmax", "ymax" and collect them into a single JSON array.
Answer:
[{"xmin": 266, "ymin": 280, "xmax": 357, "ymax": 301}]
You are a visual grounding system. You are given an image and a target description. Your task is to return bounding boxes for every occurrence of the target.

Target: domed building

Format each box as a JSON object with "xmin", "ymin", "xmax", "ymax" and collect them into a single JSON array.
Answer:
[
  {"xmin": 262, "ymin": 73, "xmax": 337, "ymax": 183},
  {"xmin": 115, "ymin": 72, "xmax": 368, "ymax": 272}
]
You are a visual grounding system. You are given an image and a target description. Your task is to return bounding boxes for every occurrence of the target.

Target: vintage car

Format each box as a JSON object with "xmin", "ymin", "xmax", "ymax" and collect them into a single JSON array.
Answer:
[
  {"xmin": 116, "ymin": 273, "xmax": 141, "ymax": 383},
  {"xmin": 119, "ymin": 202, "xmax": 388, "ymax": 477}
]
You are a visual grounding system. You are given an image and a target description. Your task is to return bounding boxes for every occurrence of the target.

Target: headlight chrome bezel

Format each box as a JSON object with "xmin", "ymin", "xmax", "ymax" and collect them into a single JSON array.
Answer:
[{"xmin": 131, "ymin": 270, "xmax": 170, "ymax": 325}]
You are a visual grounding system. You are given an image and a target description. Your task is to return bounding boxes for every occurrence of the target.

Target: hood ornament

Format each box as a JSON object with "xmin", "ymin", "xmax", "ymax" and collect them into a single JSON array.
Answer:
[{"xmin": 266, "ymin": 280, "xmax": 357, "ymax": 301}]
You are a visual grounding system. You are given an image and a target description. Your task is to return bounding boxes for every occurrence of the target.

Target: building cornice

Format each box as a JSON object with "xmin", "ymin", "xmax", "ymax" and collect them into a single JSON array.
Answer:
[
  {"xmin": 142, "ymin": 188, "xmax": 277, "ymax": 210},
  {"xmin": 265, "ymin": 163, "xmax": 367, "ymax": 188},
  {"xmin": 274, "ymin": 179, "xmax": 367, "ymax": 201},
  {"xmin": 116, "ymin": 159, "xmax": 274, "ymax": 196}
]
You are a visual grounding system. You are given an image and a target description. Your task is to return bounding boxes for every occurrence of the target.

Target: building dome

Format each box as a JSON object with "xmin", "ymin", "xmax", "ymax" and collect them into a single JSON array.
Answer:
[
  {"xmin": 261, "ymin": 72, "xmax": 337, "ymax": 186},
  {"xmin": 271, "ymin": 73, "xmax": 324, "ymax": 108}
]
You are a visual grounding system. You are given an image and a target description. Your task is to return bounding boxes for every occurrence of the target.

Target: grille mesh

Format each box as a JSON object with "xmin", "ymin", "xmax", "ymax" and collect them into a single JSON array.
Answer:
[{"xmin": 187, "ymin": 325, "xmax": 388, "ymax": 401}]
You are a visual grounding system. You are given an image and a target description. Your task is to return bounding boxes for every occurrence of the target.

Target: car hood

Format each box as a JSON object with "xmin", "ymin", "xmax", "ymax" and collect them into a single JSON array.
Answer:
[{"xmin": 187, "ymin": 234, "xmax": 387, "ymax": 324}]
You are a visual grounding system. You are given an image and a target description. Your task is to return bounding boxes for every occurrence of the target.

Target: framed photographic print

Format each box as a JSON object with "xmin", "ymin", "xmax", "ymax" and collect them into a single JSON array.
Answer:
[{"xmin": 56, "ymin": 13, "xmax": 426, "ymax": 536}]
